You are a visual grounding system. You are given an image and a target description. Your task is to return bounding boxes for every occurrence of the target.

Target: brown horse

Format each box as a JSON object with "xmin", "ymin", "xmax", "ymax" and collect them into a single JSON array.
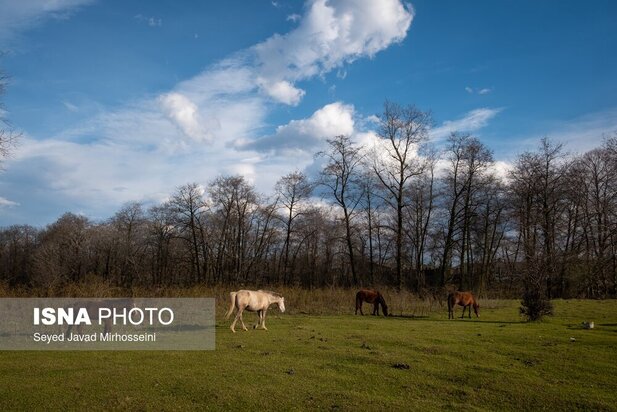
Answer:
[
  {"xmin": 448, "ymin": 291, "xmax": 479, "ymax": 319},
  {"xmin": 355, "ymin": 289, "xmax": 388, "ymax": 316}
]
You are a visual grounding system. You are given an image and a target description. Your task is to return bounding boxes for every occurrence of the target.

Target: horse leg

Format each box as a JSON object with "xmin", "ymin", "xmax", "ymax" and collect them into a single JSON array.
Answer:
[
  {"xmin": 373, "ymin": 302, "xmax": 379, "ymax": 316},
  {"xmin": 262, "ymin": 309, "xmax": 268, "ymax": 330},
  {"xmin": 253, "ymin": 310, "xmax": 262, "ymax": 329},
  {"xmin": 460, "ymin": 305, "xmax": 466, "ymax": 319},
  {"xmin": 468, "ymin": 304, "xmax": 472, "ymax": 319},
  {"xmin": 230, "ymin": 305, "xmax": 245, "ymax": 333},
  {"xmin": 239, "ymin": 308, "xmax": 248, "ymax": 331},
  {"xmin": 230, "ymin": 310, "xmax": 240, "ymax": 333}
]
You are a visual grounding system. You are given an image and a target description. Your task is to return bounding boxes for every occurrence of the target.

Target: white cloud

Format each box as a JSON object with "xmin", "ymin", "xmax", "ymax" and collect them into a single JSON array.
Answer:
[
  {"xmin": 1, "ymin": 0, "xmax": 415, "ymax": 225},
  {"xmin": 0, "ymin": 197, "xmax": 19, "ymax": 207},
  {"xmin": 465, "ymin": 86, "xmax": 492, "ymax": 95},
  {"xmin": 62, "ymin": 101, "xmax": 79, "ymax": 112},
  {"xmin": 256, "ymin": 79, "xmax": 305, "ymax": 106},
  {"xmin": 159, "ymin": 92, "xmax": 214, "ymax": 142},
  {"xmin": 286, "ymin": 13, "xmax": 301, "ymax": 22},
  {"xmin": 134, "ymin": 14, "xmax": 162, "ymax": 27},
  {"xmin": 431, "ymin": 108, "xmax": 502, "ymax": 140},
  {"xmin": 364, "ymin": 114, "xmax": 380, "ymax": 124},
  {"xmin": 517, "ymin": 107, "xmax": 617, "ymax": 154},
  {"xmin": 492, "ymin": 160, "xmax": 512, "ymax": 181},
  {"xmin": 0, "ymin": 0, "xmax": 94, "ymax": 45},
  {"xmin": 251, "ymin": 0, "xmax": 413, "ymax": 104},
  {"xmin": 149, "ymin": 17, "xmax": 161, "ymax": 27},
  {"xmin": 238, "ymin": 102, "xmax": 355, "ymax": 153}
]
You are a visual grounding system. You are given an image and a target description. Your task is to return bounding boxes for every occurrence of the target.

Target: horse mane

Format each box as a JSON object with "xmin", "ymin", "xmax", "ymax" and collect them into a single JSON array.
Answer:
[{"xmin": 257, "ymin": 289, "xmax": 282, "ymax": 298}]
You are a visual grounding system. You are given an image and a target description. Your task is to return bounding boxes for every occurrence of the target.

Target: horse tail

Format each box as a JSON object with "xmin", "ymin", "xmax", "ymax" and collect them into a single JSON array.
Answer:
[{"xmin": 225, "ymin": 292, "xmax": 237, "ymax": 319}]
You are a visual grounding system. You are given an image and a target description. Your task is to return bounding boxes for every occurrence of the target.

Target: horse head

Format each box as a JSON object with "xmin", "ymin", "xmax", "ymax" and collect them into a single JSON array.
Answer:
[
  {"xmin": 277, "ymin": 297, "xmax": 286, "ymax": 313},
  {"xmin": 379, "ymin": 296, "xmax": 388, "ymax": 316}
]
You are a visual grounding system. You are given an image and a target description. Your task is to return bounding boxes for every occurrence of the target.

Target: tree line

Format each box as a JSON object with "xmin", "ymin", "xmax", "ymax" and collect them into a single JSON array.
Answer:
[{"xmin": 1, "ymin": 102, "xmax": 616, "ymax": 298}]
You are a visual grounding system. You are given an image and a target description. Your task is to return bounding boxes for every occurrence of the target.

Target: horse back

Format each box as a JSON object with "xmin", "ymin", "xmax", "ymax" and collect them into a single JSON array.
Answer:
[
  {"xmin": 449, "ymin": 291, "xmax": 476, "ymax": 306},
  {"xmin": 357, "ymin": 289, "xmax": 379, "ymax": 304}
]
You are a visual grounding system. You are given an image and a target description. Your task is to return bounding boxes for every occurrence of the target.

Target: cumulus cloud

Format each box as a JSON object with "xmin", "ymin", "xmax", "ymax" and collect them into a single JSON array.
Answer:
[
  {"xmin": 256, "ymin": 79, "xmax": 305, "ymax": 106},
  {"xmin": 159, "ymin": 92, "xmax": 213, "ymax": 142},
  {"xmin": 0, "ymin": 0, "xmax": 94, "ymax": 45},
  {"xmin": 237, "ymin": 102, "xmax": 355, "ymax": 153},
  {"xmin": 1, "ymin": 0, "xmax": 415, "ymax": 225},
  {"xmin": 251, "ymin": 0, "xmax": 413, "ymax": 104},
  {"xmin": 492, "ymin": 160, "xmax": 513, "ymax": 181}
]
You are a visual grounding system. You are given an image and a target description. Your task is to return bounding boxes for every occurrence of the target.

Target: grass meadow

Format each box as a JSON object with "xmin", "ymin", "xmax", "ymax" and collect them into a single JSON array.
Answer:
[{"xmin": 0, "ymin": 287, "xmax": 616, "ymax": 411}]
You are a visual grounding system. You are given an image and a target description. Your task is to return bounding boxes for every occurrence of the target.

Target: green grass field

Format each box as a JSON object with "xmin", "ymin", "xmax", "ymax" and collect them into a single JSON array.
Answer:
[{"xmin": 1, "ymin": 299, "xmax": 616, "ymax": 411}]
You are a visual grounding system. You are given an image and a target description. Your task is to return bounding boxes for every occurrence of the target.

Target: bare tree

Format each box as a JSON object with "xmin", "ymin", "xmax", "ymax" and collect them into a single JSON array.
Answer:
[
  {"xmin": 209, "ymin": 175, "xmax": 258, "ymax": 283},
  {"xmin": 317, "ymin": 135, "xmax": 365, "ymax": 285},
  {"xmin": 404, "ymin": 148, "xmax": 438, "ymax": 290},
  {"xmin": 170, "ymin": 183, "xmax": 208, "ymax": 284},
  {"xmin": 275, "ymin": 171, "xmax": 313, "ymax": 285},
  {"xmin": 110, "ymin": 202, "xmax": 146, "ymax": 287},
  {"xmin": 33, "ymin": 213, "xmax": 92, "ymax": 286},
  {"xmin": 373, "ymin": 101, "xmax": 432, "ymax": 290},
  {"xmin": 439, "ymin": 133, "xmax": 493, "ymax": 288},
  {"xmin": 146, "ymin": 202, "xmax": 176, "ymax": 285},
  {"xmin": 509, "ymin": 138, "xmax": 569, "ymax": 298}
]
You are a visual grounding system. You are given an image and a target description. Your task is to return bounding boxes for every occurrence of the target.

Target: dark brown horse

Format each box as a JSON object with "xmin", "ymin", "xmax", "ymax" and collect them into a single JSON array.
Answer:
[
  {"xmin": 355, "ymin": 289, "xmax": 388, "ymax": 316},
  {"xmin": 448, "ymin": 291, "xmax": 479, "ymax": 319}
]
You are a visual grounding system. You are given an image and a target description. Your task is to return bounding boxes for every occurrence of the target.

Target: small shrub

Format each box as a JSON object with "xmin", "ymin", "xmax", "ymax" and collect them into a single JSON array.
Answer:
[{"xmin": 520, "ymin": 290, "xmax": 553, "ymax": 321}]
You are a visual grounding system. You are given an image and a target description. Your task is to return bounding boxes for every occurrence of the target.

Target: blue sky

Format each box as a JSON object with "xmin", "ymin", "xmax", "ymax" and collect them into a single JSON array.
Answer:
[{"xmin": 1, "ymin": 0, "xmax": 616, "ymax": 226}]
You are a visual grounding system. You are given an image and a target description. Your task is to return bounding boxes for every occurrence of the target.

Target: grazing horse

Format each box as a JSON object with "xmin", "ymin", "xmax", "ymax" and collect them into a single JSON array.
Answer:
[
  {"xmin": 355, "ymin": 289, "xmax": 388, "ymax": 316},
  {"xmin": 65, "ymin": 298, "xmax": 136, "ymax": 335},
  {"xmin": 447, "ymin": 291, "xmax": 479, "ymax": 319},
  {"xmin": 225, "ymin": 290, "xmax": 285, "ymax": 333}
]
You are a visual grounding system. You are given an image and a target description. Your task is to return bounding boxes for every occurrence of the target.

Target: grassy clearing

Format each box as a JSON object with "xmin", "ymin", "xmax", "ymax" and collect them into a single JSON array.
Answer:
[{"xmin": 0, "ymin": 299, "xmax": 616, "ymax": 411}]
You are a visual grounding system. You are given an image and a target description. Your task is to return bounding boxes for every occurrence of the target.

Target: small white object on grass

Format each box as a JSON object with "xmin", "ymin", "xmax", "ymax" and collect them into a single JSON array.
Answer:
[
  {"xmin": 570, "ymin": 337, "xmax": 576, "ymax": 342},
  {"xmin": 582, "ymin": 321, "xmax": 594, "ymax": 329}
]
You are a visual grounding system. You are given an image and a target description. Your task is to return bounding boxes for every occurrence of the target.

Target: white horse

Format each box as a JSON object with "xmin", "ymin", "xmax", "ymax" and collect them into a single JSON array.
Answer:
[{"xmin": 225, "ymin": 290, "xmax": 286, "ymax": 333}]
